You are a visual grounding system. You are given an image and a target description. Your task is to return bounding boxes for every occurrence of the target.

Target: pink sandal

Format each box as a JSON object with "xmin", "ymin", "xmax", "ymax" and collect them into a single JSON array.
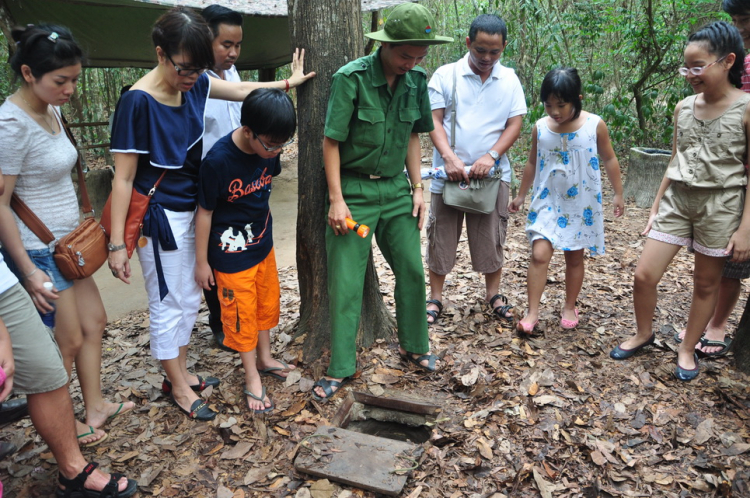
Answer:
[
  {"xmin": 560, "ymin": 308, "xmax": 579, "ymax": 330},
  {"xmin": 516, "ymin": 318, "xmax": 539, "ymax": 336}
]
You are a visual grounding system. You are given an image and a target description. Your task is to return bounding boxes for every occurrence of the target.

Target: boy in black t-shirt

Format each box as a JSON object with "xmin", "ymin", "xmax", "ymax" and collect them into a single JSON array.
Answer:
[{"xmin": 196, "ymin": 88, "xmax": 297, "ymax": 413}]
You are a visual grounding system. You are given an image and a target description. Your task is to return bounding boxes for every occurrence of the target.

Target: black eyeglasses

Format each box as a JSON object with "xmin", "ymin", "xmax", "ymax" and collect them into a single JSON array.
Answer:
[
  {"xmin": 167, "ymin": 55, "xmax": 206, "ymax": 77},
  {"xmin": 253, "ymin": 133, "xmax": 296, "ymax": 152}
]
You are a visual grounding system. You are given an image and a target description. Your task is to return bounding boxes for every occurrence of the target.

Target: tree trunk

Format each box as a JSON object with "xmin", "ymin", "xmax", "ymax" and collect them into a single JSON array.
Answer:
[
  {"xmin": 733, "ymin": 295, "xmax": 750, "ymax": 374},
  {"xmin": 622, "ymin": 147, "xmax": 670, "ymax": 209},
  {"xmin": 289, "ymin": 0, "xmax": 395, "ymax": 362}
]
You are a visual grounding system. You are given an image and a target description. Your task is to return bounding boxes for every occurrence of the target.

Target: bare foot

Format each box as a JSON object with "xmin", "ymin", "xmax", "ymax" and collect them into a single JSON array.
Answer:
[
  {"xmin": 170, "ymin": 386, "xmax": 202, "ymax": 414},
  {"xmin": 256, "ymin": 358, "xmax": 296, "ymax": 379},
  {"xmin": 76, "ymin": 421, "xmax": 106, "ymax": 446},
  {"xmin": 312, "ymin": 376, "xmax": 346, "ymax": 400},
  {"xmin": 619, "ymin": 333, "xmax": 654, "ymax": 350},
  {"xmin": 86, "ymin": 400, "xmax": 136, "ymax": 429},
  {"xmin": 426, "ymin": 301, "xmax": 441, "ymax": 324},
  {"xmin": 244, "ymin": 377, "xmax": 272, "ymax": 412},
  {"xmin": 697, "ymin": 327, "xmax": 730, "ymax": 355},
  {"xmin": 59, "ymin": 465, "xmax": 130, "ymax": 494},
  {"xmin": 398, "ymin": 346, "xmax": 440, "ymax": 371}
]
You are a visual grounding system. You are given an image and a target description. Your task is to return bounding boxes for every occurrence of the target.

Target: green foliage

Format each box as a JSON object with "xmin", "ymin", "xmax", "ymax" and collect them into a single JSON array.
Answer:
[{"xmin": 403, "ymin": 0, "xmax": 723, "ymax": 154}]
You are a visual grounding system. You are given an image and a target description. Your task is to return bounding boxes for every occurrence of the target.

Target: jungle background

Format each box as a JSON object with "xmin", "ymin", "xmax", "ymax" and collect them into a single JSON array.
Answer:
[{"xmin": 2, "ymin": 1, "xmax": 750, "ymax": 497}]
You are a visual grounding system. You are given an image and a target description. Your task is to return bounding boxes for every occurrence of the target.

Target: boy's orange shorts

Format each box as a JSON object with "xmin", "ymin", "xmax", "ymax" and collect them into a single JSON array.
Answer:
[{"xmin": 213, "ymin": 248, "xmax": 280, "ymax": 353}]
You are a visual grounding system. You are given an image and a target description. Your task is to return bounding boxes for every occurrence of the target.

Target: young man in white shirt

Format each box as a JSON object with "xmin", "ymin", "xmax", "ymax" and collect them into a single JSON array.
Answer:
[
  {"xmin": 425, "ymin": 14, "xmax": 526, "ymax": 326},
  {"xmin": 202, "ymin": 4, "xmax": 244, "ymax": 159}
]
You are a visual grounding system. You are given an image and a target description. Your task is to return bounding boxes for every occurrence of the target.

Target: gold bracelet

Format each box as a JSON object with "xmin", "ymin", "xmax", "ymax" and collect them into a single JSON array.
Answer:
[{"xmin": 412, "ymin": 183, "xmax": 423, "ymax": 190}]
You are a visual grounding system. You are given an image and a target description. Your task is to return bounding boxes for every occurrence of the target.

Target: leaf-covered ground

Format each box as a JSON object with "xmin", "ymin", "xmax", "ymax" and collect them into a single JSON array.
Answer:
[{"xmin": 1, "ymin": 178, "xmax": 750, "ymax": 498}]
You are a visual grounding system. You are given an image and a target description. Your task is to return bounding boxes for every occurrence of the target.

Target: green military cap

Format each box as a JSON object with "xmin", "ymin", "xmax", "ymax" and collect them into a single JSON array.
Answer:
[{"xmin": 365, "ymin": 3, "xmax": 453, "ymax": 45}]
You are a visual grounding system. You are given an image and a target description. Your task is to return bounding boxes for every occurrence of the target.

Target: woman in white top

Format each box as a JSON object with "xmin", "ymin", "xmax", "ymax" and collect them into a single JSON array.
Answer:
[{"xmin": 0, "ymin": 24, "xmax": 134, "ymax": 446}]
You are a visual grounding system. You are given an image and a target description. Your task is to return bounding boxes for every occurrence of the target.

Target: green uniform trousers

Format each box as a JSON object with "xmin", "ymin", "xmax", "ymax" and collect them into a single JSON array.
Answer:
[{"xmin": 326, "ymin": 173, "xmax": 429, "ymax": 378}]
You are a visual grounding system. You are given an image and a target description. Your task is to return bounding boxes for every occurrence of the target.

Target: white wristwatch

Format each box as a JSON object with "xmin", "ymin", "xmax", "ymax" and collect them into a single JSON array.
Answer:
[{"xmin": 487, "ymin": 150, "xmax": 500, "ymax": 161}]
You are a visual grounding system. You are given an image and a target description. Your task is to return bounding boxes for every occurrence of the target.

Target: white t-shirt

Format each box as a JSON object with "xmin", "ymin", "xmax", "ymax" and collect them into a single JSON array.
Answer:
[
  {"xmin": 202, "ymin": 65, "xmax": 242, "ymax": 158},
  {"xmin": 0, "ymin": 100, "xmax": 80, "ymax": 250},
  {"xmin": 428, "ymin": 53, "xmax": 527, "ymax": 193}
]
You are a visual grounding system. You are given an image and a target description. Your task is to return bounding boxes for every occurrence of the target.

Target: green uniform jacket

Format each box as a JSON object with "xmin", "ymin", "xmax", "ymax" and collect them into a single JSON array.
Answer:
[{"xmin": 324, "ymin": 48, "xmax": 434, "ymax": 177}]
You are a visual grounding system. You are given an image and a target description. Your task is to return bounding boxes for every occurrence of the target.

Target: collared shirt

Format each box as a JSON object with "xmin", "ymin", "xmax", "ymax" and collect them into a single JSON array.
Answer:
[
  {"xmin": 203, "ymin": 65, "xmax": 242, "ymax": 159},
  {"xmin": 324, "ymin": 48, "xmax": 434, "ymax": 177},
  {"xmin": 428, "ymin": 52, "xmax": 527, "ymax": 192}
]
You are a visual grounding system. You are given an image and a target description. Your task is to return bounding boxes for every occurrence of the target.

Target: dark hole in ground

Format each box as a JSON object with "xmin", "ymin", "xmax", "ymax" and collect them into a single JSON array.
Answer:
[{"xmin": 346, "ymin": 419, "xmax": 432, "ymax": 444}]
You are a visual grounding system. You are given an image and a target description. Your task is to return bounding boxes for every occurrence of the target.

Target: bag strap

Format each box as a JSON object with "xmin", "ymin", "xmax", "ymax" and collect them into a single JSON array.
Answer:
[
  {"xmin": 54, "ymin": 108, "xmax": 94, "ymax": 217},
  {"xmin": 450, "ymin": 64, "xmax": 457, "ymax": 151},
  {"xmin": 10, "ymin": 108, "xmax": 94, "ymax": 246},
  {"xmin": 10, "ymin": 193, "xmax": 55, "ymax": 245}
]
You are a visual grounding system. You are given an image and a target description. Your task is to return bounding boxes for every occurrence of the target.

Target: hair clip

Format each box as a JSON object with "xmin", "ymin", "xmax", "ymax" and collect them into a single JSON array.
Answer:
[{"xmin": 47, "ymin": 32, "xmax": 59, "ymax": 43}]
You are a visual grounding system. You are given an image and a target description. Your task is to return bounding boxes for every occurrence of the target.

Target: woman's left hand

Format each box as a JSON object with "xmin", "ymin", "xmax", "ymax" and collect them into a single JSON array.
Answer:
[
  {"xmin": 288, "ymin": 48, "xmax": 316, "ymax": 88},
  {"xmin": 108, "ymin": 249, "xmax": 132, "ymax": 284}
]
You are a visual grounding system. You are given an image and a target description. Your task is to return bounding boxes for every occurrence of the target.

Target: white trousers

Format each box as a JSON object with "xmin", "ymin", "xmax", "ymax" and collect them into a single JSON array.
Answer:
[{"xmin": 137, "ymin": 209, "xmax": 202, "ymax": 360}]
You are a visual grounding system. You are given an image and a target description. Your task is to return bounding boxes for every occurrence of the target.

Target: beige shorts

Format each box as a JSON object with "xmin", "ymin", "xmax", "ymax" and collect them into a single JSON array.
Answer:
[
  {"xmin": 426, "ymin": 182, "xmax": 509, "ymax": 275},
  {"xmin": 0, "ymin": 283, "xmax": 68, "ymax": 395},
  {"xmin": 649, "ymin": 183, "xmax": 744, "ymax": 257}
]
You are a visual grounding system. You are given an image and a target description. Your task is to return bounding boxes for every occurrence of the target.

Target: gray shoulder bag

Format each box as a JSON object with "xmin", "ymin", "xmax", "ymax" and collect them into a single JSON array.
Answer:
[{"xmin": 442, "ymin": 64, "xmax": 502, "ymax": 215}]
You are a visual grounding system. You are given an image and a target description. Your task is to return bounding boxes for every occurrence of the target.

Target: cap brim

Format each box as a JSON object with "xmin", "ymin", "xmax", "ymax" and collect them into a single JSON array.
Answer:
[{"xmin": 365, "ymin": 31, "xmax": 453, "ymax": 45}]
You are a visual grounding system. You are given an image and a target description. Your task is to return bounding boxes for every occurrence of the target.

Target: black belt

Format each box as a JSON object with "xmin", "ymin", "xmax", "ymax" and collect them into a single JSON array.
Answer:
[{"xmin": 340, "ymin": 170, "xmax": 392, "ymax": 180}]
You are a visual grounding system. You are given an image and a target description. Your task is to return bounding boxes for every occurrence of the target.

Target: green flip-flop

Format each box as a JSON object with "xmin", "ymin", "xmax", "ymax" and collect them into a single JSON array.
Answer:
[{"xmin": 259, "ymin": 361, "xmax": 293, "ymax": 381}]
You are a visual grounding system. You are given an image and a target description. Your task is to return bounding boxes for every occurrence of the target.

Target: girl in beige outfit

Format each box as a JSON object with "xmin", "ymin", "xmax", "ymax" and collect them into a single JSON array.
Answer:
[{"xmin": 610, "ymin": 21, "xmax": 750, "ymax": 381}]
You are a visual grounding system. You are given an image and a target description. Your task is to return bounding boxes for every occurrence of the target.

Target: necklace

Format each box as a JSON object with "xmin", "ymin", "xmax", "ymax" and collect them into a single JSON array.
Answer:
[{"xmin": 17, "ymin": 93, "xmax": 57, "ymax": 135}]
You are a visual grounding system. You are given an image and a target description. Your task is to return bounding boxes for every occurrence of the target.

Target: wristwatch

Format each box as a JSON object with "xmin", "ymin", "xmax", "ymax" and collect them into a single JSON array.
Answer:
[
  {"xmin": 487, "ymin": 150, "xmax": 500, "ymax": 161},
  {"xmin": 107, "ymin": 242, "xmax": 127, "ymax": 252},
  {"xmin": 412, "ymin": 183, "xmax": 424, "ymax": 190}
]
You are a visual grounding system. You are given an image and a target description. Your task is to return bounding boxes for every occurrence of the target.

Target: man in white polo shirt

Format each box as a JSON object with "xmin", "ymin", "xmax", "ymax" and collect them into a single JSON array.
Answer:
[{"xmin": 425, "ymin": 14, "xmax": 526, "ymax": 326}]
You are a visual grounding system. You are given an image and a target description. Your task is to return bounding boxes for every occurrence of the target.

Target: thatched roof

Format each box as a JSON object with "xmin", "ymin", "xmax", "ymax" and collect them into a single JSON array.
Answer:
[{"xmin": 133, "ymin": 0, "xmax": 413, "ymax": 17}]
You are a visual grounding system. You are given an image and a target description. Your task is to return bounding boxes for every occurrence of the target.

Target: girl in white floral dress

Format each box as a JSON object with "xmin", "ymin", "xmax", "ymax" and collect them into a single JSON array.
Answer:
[{"xmin": 509, "ymin": 67, "xmax": 624, "ymax": 335}]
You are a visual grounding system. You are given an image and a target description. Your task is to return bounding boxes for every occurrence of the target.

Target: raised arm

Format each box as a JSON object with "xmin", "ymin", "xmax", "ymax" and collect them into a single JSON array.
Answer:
[{"xmin": 209, "ymin": 48, "xmax": 316, "ymax": 101}]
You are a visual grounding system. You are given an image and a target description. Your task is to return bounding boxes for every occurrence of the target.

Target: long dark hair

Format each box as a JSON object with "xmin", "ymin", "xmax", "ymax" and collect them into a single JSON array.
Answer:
[
  {"xmin": 688, "ymin": 21, "xmax": 745, "ymax": 89},
  {"xmin": 152, "ymin": 7, "xmax": 214, "ymax": 69},
  {"xmin": 540, "ymin": 67, "xmax": 583, "ymax": 119},
  {"xmin": 9, "ymin": 23, "xmax": 83, "ymax": 80}
]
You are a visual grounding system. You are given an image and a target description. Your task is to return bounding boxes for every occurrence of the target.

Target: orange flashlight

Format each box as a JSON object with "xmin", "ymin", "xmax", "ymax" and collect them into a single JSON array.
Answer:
[{"xmin": 345, "ymin": 217, "xmax": 370, "ymax": 238}]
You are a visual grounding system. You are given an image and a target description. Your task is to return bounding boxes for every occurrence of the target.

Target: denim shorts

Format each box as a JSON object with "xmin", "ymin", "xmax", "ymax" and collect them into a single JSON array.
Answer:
[{"xmin": 2, "ymin": 248, "xmax": 74, "ymax": 292}]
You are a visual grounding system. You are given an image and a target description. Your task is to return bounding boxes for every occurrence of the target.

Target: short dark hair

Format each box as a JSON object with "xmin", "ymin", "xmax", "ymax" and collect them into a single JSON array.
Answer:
[
  {"xmin": 723, "ymin": 0, "xmax": 750, "ymax": 16},
  {"xmin": 468, "ymin": 14, "xmax": 507, "ymax": 43},
  {"xmin": 152, "ymin": 7, "xmax": 214, "ymax": 70},
  {"xmin": 540, "ymin": 67, "xmax": 583, "ymax": 119},
  {"xmin": 202, "ymin": 5, "xmax": 243, "ymax": 38},
  {"xmin": 689, "ymin": 21, "xmax": 745, "ymax": 89},
  {"xmin": 241, "ymin": 88, "xmax": 296, "ymax": 143},
  {"xmin": 9, "ymin": 23, "xmax": 84, "ymax": 79}
]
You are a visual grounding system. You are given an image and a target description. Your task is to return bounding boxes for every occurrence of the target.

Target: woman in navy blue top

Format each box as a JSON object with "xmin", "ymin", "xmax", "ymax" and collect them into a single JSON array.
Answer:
[{"xmin": 108, "ymin": 7, "xmax": 313, "ymax": 421}]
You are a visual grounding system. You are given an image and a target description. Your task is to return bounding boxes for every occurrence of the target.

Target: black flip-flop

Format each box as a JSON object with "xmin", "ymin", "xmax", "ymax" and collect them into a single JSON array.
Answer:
[
  {"xmin": 170, "ymin": 395, "xmax": 217, "ymax": 421},
  {"xmin": 696, "ymin": 337, "xmax": 732, "ymax": 358},
  {"xmin": 426, "ymin": 299, "xmax": 443, "ymax": 325},
  {"xmin": 489, "ymin": 294, "xmax": 514, "ymax": 325},
  {"xmin": 311, "ymin": 377, "xmax": 351, "ymax": 403}
]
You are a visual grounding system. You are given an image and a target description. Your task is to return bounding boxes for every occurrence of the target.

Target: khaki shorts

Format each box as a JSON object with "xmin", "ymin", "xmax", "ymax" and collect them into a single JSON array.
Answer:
[
  {"xmin": 650, "ymin": 183, "xmax": 744, "ymax": 257},
  {"xmin": 214, "ymin": 248, "xmax": 280, "ymax": 353},
  {"xmin": 0, "ymin": 283, "xmax": 68, "ymax": 395},
  {"xmin": 426, "ymin": 181, "xmax": 509, "ymax": 275}
]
